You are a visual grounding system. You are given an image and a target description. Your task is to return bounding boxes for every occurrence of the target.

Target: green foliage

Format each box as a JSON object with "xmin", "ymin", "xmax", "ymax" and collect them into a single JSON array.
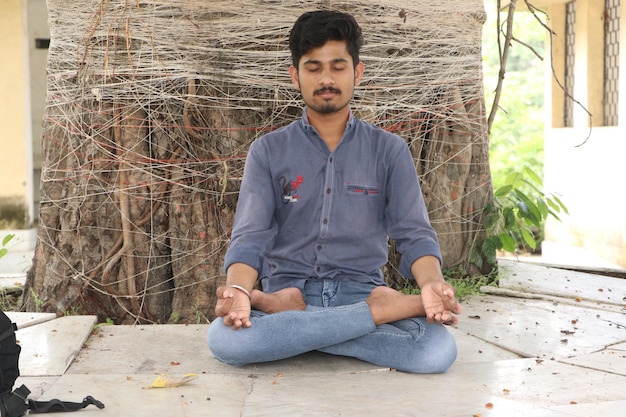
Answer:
[
  {"xmin": 95, "ymin": 317, "xmax": 116, "ymax": 328},
  {"xmin": 445, "ymin": 269, "xmax": 499, "ymax": 301},
  {"xmin": 0, "ymin": 234, "xmax": 15, "ymax": 259},
  {"xmin": 401, "ymin": 266, "xmax": 498, "ymax": 302},
  {"xmin": 483, "ymin": 3, "xmax": 547, "ymax": 193},
  {"xmin": 477, "ymin": 167, "xmax": 568, "ymax": 268},
  {"xmin": 192, "ymin": 300, "xmax": 207, "ymax": 324},
  {"xmin": 474, "ymin": 1, "xmax": 566, "ymax": 273},
  {"xmin": 63, "ymin": 306, "xmax": 80, "ymax": 316},
  {"xmin": 29, "ymin": 287, "xmax": 44, "ymax": 313}
]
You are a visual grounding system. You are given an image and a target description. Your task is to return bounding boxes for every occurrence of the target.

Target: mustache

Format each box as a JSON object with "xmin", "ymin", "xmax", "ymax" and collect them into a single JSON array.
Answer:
[{"xmin": 314, "ymin": 87, "xmax": 341, "ymax": 95}]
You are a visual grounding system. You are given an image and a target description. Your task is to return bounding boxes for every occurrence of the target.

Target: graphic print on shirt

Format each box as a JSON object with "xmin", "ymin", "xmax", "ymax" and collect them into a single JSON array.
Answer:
[
  {"xmin": 345, "ymin": 182, "xmax": 380, "ymax": 196},
  {"xmin": 278, "ymin": 175, "xmax": 304, "ymax": 204}
]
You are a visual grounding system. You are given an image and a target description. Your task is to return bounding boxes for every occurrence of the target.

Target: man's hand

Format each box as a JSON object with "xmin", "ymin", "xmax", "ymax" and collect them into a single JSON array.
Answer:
[
  {"xmin": 420, "ymin": 280, "xmax": 462, "ymax": 325},
  {"xmin": 410, "ymin": 256, "xmax": 462, "ymax": 325},
  {"xmin": 215, "ymin": 286, "xmax": 252, "ymax": 330}
]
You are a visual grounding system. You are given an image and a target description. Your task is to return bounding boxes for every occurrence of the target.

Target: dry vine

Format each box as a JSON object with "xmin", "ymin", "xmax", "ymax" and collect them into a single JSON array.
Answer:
[{"xmin": 26, "ymin": 0, "xmax": 491, "ymax": 323}]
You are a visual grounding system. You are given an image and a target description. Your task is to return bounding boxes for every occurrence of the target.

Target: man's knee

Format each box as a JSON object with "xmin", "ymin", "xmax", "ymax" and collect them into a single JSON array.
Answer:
[
  {"xmin": 207, "ymin": 318, "xmax": 247, "ymax": 366},
  {"xmin": 425, "ymin": 324, "xmax": 457, "ymax": 373},
  {"xmin": 407, "ymin": 322, "xmax": 457, "ymax": 374}
]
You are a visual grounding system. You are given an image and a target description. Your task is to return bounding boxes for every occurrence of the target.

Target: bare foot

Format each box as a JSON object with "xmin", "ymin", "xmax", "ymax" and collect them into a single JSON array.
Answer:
[
  {"xmin": 365, "ymin": 286, "xmax": 425, "ymax": 325},
  {"xmin": 251, "ymin": 287, "xmax": 306, "ymax": 314}
]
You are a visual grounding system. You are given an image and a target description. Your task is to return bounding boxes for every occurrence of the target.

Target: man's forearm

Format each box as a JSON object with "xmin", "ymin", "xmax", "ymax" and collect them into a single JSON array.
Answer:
[
  {"xmin": 410, "ymin": 255, "xmax": 445, "ymax": 289},
  {"xmin": 225, "ymin": 262, "xmax": 259, "ymax": 293}
]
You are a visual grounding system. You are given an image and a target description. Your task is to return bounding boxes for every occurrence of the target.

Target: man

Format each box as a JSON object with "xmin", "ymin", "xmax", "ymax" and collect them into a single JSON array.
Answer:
[{"xmin": 207, "ymin": 10, "xmax": 462, "ymax": 374}]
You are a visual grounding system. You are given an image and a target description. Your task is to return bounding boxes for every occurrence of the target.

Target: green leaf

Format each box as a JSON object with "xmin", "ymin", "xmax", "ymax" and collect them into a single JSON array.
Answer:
[
  {"xmin": 516, "ymin": 201, "xmax": 530, "ymax": 217},
  {"xmin": 504, "ymin": 207, "xmax": 516, "ymax": 229},
  {"xmin": 481, "ymin": 238, "xmax": 499, "ymax": 265},
  {"xmin": 521, "ymin": 228, "xmax": 537, "ymax": 250},
  {"xmin": 521, "ymin": 178, "xmax": 543, "ymax": 194},
  {"xmin": 0, "ymin": 248, "xmax": 7, "ymax": 259},
  {"xmin": 514, "ymin": 189, "xmax": 535, "ymax": 209},
  {"xmin": 514, "ymin": 191, "xmax": 542, "ymax": 226},
  {"xmin": 547, "ymin": 209, "xmax": 562, "ymax": 222},
  {"xmin": 484, "ymin": 213, "xmax": 500, "ymax": 230},
  {"xmin": 504, "ymin": 172, "xmax": 521, "ymax": 187},
  {"xmin": 499, "ymin": 233, "xmax": 517, "ymax": 252},
  {"xmin": 2, "ymin": 234, "xmax": 14, "ymax": 247},
  {"xmin": 536, "ymin": 198, "xmax": 549, "ymax": 219},
  {"xmin": 469, "ymin": 250, "xmax": 483, "ymax": 270},
  {"xmin": 546, "ymin": 197, "xmax": 560, "ymax": 212},
  {"xmin": 522, "ymin": 166, "xmax": 542, "ymax": 186},
  {"xmin": 494, "ymin": 185, "xmax": 513, "ymax": 197},
  {"xmin": 551, "ymin": 195, "xmax": 569, "ymax": 214},
  {"xmin": 482, "ymin": 236, "xmax": 500, "ymax": 252}
]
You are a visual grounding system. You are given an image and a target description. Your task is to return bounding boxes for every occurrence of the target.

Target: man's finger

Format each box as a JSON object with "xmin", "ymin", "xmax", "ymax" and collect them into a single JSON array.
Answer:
[
  {"xmin": 216, "ymin": 285, "xmax": 234, "ymax": 299},
  {"xmin": 215, "ymin": 298, "xmax": 234, "ymax": 317}
]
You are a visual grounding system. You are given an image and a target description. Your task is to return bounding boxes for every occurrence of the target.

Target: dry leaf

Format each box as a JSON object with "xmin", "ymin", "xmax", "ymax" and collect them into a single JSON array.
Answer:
[
  {"xmin": 144, "ymin": 373, "xmax": 198, "ymax": 389},
  {"xmin": 485, "ymin": 403, "xmax": 494, "ymax": 409}
]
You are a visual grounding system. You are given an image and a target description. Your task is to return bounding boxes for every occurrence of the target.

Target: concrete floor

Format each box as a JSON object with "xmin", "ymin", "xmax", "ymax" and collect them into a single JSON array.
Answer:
[{"xmin": 5, "ymin": 259, "xmax": 625, "ymax": 416}]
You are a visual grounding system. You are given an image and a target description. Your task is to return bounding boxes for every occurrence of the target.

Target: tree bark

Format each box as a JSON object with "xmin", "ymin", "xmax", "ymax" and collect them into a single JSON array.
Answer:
[{"xmin": 22, "ymin": 0, "xmax": 491, "ymax": 322}]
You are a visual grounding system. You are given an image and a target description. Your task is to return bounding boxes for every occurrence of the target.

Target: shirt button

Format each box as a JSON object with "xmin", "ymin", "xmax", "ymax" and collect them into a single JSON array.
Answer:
[
  {"xmin": 326, "ymin": 188, "xmax": 331, "ymax": 194},
  {"xmin": 317, "ymin": 245, "xmax": 322, "ymax": 251},
  {"xmin": 323, "ymin": 218, "xmax": 328, "ymax": 225},
  {"xmin": 316, "ymin": 266, "xmax": 321, "ymax": 272}
]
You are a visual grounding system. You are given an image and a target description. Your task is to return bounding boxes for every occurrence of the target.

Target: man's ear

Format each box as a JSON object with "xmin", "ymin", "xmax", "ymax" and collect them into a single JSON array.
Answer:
[
  {"xmin": 289, "ymin": 65, "xmax": 300, "ymax": 88},
  {"xmin": 354, "ymin": 61, "xmax": 364, "ymax": 86}
]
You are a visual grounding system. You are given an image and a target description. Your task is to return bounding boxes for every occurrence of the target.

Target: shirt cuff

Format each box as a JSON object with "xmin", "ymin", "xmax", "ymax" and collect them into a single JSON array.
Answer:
[
  {"xmin": 223, "ymin": 247, "xmax": 263, "ymax": 274},
  {"xmin": 399, "ymin": 243, "xmax": 443, "ymax": 279}
]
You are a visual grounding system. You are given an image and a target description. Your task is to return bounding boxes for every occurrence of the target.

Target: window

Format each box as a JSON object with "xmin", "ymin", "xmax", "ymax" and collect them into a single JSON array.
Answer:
[
  {"xmin": 564, "ymin": 1, "xmax": 576, "ymax": 127},
  {"xmin": 604, "ymin": 0, "xmax": 620, "ymax": 126}
]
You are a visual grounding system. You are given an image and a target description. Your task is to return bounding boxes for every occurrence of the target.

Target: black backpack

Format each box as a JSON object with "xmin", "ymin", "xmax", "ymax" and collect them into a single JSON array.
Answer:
[{"xmin": 0, "ymin": 310, "xmax": 104, "ymax": 416}]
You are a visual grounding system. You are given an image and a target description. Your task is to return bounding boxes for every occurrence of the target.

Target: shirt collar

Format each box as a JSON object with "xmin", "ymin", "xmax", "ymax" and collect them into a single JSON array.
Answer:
[{"xmin": 300, "ymin": 107, "xmax": 356, "ymax": 132}]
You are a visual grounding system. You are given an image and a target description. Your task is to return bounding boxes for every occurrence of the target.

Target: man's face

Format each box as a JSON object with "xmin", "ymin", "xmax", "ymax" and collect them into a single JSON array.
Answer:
[{"xmin": 289, "ymin": 40, "xmax": 364, "ymax": 116}]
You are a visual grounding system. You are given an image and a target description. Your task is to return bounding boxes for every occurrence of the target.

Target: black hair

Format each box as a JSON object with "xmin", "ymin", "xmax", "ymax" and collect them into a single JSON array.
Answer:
[{"xmin": 288, "ymin": 10, "xmax": 363, "ymax": 69}]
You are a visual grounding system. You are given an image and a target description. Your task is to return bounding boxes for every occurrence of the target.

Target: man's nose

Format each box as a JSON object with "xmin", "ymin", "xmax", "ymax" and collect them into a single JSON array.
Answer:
[{"xmin": 318, "ymin": 68, "xmax": 334, "ymax": 85}]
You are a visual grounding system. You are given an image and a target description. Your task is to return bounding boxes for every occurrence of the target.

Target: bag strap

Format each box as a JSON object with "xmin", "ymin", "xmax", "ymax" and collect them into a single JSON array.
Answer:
[
  {"xmin": 1, "ymin": 385, "xmax": 104, "ymax": 416},
  {"xmin": 28, "ymin": 396, "xmax": 105, "ymax": 414}
]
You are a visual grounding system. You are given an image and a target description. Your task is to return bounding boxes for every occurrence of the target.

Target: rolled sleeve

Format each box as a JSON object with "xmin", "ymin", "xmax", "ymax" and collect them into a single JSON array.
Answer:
[
  {"xmin": 383, "ymin": 138, "xmax": 442, "ymax": 279},
  {"xmin": 224, "ymin": 140, "xmax": 278, "ymax": 274}
]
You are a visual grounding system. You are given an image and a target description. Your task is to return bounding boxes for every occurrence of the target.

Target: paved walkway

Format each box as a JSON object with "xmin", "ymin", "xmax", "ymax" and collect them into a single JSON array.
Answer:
[{"xmin": 7, "ymin": 259, "xmax": 626, "ymax": 416}]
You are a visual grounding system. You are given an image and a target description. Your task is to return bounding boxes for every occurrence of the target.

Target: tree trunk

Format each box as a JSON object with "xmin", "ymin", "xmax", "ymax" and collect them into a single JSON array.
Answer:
[{"xmin": 22, "ymin": 0, "xmax": 491, "ymax": 322}]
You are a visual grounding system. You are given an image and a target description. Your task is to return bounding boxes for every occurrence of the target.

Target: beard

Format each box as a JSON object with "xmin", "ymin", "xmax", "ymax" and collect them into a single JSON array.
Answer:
[
  {"xmin": 309, "ymin": 102, "xmax": 339, "ymax": 115},
  {"xmin": 303, "ymin": 87, "xmax": 353, "ymax": 115}
]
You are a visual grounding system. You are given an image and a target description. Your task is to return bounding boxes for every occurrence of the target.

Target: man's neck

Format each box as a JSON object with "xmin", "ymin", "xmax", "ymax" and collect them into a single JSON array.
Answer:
[{"xmin": 306, "ymin": 107, "xmax": 350, "ymax": 152}]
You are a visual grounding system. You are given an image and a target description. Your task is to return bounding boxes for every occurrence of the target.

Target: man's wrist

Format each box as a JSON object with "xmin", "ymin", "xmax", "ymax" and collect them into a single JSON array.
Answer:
[{"xmin": 227, "ymin": 284, "xmax": 252, "ymax": 300}]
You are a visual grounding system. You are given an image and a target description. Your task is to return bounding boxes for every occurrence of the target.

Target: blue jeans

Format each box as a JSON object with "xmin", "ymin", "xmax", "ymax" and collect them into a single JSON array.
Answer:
[{"xmin": 207, "ymin": 280, "xmax": 457, "ymax": 373}]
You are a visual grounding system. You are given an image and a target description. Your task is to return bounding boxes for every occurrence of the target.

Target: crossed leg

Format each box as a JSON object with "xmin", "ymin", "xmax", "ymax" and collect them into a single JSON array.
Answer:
[{"xmin": 208, "ymin": 285, "xmax": 458, "ymax": 373}]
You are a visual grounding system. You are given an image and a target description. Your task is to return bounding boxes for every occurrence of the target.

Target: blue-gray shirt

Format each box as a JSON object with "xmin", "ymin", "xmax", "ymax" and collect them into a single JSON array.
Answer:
[{"xmin": 224, "ymin": 109, "xmax": 442, "ymax": 293}]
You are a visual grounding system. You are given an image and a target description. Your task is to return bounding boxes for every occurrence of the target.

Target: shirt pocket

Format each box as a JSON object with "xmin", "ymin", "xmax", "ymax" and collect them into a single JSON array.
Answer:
[{"xmin": 340, "ymin": 182, "xmax": 383, "ymax": 237}]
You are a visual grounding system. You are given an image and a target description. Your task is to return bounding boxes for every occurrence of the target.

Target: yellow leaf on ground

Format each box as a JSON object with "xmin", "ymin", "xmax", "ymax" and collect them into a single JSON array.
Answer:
[{"xmin": 144, "ymin": 373, "xmax": 198, "ymax": 389}]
